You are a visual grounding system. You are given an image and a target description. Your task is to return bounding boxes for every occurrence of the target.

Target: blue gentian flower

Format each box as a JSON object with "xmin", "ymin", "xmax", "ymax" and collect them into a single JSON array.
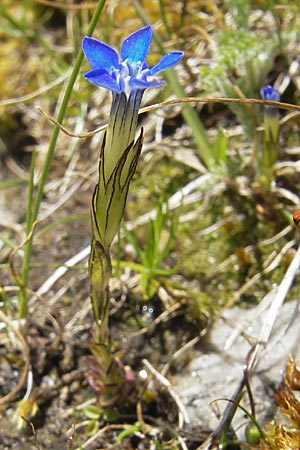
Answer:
[
  {"xmin": 84, "ymin": 26, "xmax": 184, "ymax": 372},
  {"xmin": 261, "ymin": 85, "xmax": 280, "ymax": 102},
  {"xmin": 83, "ymin": 25, "xmax": 183, "ymax": 249},
  {"xmin": 82, "ymin": 25, "xmax": 183, "ymax": 97},
  {"xmin": 261, "ymin": 85, "xmax": 280, "ymax": 119}
]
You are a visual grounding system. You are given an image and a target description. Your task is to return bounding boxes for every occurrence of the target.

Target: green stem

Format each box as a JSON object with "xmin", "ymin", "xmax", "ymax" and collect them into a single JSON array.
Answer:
[
  {"xmin": 17, "ymin": 150, "xmax": 36, "ymax": 311},
  {"xmin": 179, "ymin": 0, "xmax": 188, "ymax": 29},
  {"xmin": 18, "ymin": 0, "xmax": 107, "ymax": 319},
  {"xmin": 89, "ymin": 239, "xmax": 112, "ymax": 345},
  {"xmin": 25, "ymin": 150, "xmax": 36, "ymax": 236}
]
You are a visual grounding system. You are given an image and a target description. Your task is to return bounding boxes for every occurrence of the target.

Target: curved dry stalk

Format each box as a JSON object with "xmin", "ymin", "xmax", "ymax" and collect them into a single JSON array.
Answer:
[
  {"xmin": 37, "ymin": 96, "xmax": 300, "ymax": 139},
  {"xmin": 36, "ymin": 106, "xmax": 107, "ymax": 138},
  {"xmin": 0, "ymin": 310, "xmax": 30, "ymax": 407},
  {"xmin": 143, "ymin": 358, "xmax": 190, "ymax": 429},
  {"xmin": 9, "ymin": 221, "xmax": 39, "ymax": 281},
  {"xmin": 144, "ymin": 96, "xmax": 300, "ymax": 113}
]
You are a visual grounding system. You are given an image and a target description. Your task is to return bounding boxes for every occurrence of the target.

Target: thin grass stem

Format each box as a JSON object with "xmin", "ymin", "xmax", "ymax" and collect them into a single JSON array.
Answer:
[
  {"xmin": 18, "ymin": 0, "xmax": 107, "ymax": 319},
  {"xmin": 158, "ymin": 0, "xmax": 172, "ymax": 38}
]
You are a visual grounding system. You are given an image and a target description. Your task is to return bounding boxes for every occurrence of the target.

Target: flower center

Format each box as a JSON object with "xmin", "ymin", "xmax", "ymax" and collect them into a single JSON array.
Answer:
[{"xmin": 113, "ymin": 59, "xmax": 149, "ymax": 96}]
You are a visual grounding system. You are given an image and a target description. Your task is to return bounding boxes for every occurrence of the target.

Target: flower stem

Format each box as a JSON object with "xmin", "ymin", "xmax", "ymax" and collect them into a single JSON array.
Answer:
[{"xmin": 89, "ymin": 239, "xmax": 112, "ymax": 344}]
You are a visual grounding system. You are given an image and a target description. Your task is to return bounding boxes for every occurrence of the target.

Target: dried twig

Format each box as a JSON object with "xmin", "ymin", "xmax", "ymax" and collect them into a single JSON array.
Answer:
[
  {"xmin": 143, "ymin": 358, "xmax": 190, "ymax": 430},
  {"xmin": 197, "ymin": 244, "xmax": 300, "ymax": 450}
]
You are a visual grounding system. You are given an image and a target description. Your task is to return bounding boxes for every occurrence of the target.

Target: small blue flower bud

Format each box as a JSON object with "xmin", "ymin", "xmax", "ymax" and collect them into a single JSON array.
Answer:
[{"xmin": 261, "ymin": 85, "xmax": 280, "ymax": 102}]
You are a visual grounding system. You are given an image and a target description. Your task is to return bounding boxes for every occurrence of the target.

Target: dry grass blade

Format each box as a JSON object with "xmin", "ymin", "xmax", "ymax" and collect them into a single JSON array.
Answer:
[
  {"xmin": 143, "ymin": 358, "xmax": 190, "ymax": 430},
  {"xmin": 36, "ymin": 106, "xmax": 107, "ymax": 138},
  {"xmin": 37, "ymin": 97, "xmax": 300, "ymax": 140},
  {"xmin": 248, "ymin": 244, "xmax": 300, "ymax": 371},
  {"xmin": 197, "ymin": 244, "xmax": 300, "ymax": 450}
]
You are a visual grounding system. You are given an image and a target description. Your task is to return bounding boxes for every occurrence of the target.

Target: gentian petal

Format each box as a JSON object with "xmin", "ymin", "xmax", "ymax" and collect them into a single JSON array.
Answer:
[
  {"xmin": 84, "ymin": 69, "xmax": 121, "ymax": 93},
  {"xmin": 120, "ymin": 25, "xmax": 152, "ymax": 64},
  {"xmin": 149, "ymin": 51, "xmax": 184, "ymax": 75},
  {"xmin": 82, "ymin": 36, "xmax": 119, "ymax": 71}
]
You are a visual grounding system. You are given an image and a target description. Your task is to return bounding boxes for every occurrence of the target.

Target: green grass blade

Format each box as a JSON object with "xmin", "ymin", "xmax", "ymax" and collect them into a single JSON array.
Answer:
[{"xmin": 18, "ymin": 0, "xmax": 107, "ymax": 319}]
